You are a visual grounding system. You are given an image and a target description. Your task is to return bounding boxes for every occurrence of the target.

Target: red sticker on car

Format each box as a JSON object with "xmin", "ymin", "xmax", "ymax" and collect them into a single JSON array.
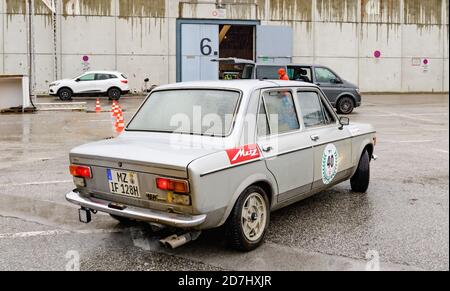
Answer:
[{"xmin": 226, "ymin": 144, "xmax": 261, "ymax": 165}]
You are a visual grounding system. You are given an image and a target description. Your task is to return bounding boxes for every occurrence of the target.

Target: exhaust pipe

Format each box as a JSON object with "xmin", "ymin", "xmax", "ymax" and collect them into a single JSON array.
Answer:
[{"xmin": 159, "ymin": 231, "xmax": 201, "ymax": 249}]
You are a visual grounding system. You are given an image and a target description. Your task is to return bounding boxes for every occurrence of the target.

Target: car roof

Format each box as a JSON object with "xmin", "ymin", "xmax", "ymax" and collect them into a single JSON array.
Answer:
[
  {"xmin": 154, "ymin": 80, "xmax": 318, "ymax": 92},
  {"xmin": 211, "ymin": 57, "xmax": 256, "ymax": 65},
  {"xmin": 83, "ymin": 71, "xmax": 124, "ymax": 75},
  {"xmin": 257, "ymin": 63, "xmax": 321, "ymax": 67}
]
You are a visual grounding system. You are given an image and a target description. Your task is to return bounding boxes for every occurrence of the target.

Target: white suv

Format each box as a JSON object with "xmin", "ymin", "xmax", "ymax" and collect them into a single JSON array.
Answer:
[{"xmin": 49, "ymin": 71, "xmax": 130, "ymax": 101}]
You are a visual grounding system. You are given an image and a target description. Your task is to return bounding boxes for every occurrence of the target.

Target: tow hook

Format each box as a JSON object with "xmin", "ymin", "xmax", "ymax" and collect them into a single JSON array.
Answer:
[{"xmin": 159, "ymin": 231, "xmax": 202, "ymax": 249}]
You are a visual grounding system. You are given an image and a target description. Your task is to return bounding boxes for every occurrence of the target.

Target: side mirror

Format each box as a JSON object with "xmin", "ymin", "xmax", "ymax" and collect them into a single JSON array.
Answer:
[
  {"xmin": 339, "ymin": 116, "xmax": 349, "ymax": 130},
  {"xmin": 75, "ymin": 78, "xmax": 80, "ymax": 82}
]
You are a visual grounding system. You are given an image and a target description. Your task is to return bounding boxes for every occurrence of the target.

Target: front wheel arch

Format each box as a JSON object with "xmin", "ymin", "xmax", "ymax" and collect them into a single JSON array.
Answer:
[{"xmin": 363, "ymin": 144, "xmax": 374, "ymax": 161}]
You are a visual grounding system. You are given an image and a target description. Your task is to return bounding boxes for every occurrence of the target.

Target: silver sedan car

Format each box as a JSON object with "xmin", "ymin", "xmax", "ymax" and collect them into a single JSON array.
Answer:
[{"xmin": 66, "ymin": 80, "xmax": 376, "ymax": 251}]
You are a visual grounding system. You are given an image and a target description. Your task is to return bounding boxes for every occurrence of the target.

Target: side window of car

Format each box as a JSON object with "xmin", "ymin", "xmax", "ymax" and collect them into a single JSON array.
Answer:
[
  {"xmin": 291, "ymin": 67, "xmax": 313, "ymax": 83},
  {"xmin": 296, "ymin": 91, "xmax": 328, "ymax": 128},
  {"xmin": 262, "ymin": 90, "xmax": 300, "ymax": 134},
  {"xmin": 109, "ymin": 74, "xmax": 118, "ymax": 79},
  {"xmin": 315, "ymin": 67, "xmax": 338, "ymax": 84},
  {"xmin": 257, "ymin": 99, "xmax": 270, "ymax": 137},
  {"xmin": 96, "ymin": 74, "xmax": 110, "ymax": 80},
  {"xmin": 79, "ymin": 74, "xmax": 95, "ymax": 81}
]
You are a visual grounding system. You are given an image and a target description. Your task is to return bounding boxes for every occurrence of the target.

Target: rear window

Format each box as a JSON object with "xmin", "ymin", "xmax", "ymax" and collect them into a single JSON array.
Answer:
[
  {"xmin": 256, "ymin": 66, "xmax": 281, "ymax": 79},
  {"xmin": 127, "ymin": 89, "xmax": 241, "ymax": 137},
  {"xmin": 121, "ymin": 74, "xmax": 128, "ymax": 79}
]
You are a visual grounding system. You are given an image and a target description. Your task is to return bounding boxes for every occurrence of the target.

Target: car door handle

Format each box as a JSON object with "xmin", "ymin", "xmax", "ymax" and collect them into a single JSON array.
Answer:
[
  {"xmin": 310, "ymin": 135, "xmax": 320, "ymax": 141},
  {"xmin": 261, "ymin": 145, "xmax": 273, "ymax": 152}
]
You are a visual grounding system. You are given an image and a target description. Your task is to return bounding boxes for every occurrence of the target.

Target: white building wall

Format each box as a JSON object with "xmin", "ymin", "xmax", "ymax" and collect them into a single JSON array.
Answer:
[{"xmin": 0, "ymin": 0, "xmax": 448, "ymax": 93}]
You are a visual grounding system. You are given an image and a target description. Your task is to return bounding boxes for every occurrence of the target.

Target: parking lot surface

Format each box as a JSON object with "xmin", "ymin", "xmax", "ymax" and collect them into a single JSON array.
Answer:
[{"xmin": 0, "ymin": 94, "xmax": 448, "ymax": 271}]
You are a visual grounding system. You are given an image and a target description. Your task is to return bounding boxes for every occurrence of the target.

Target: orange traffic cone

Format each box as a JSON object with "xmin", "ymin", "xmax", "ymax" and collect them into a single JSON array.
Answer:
[
  {"xmin": 112, "ymin": 102, "xmax": 120, "ymax": 118},
  {"xmin": 111, "ymin": 101, "xmax": 117, "ymax": 119},
  {"xmin": 95, "ymin": 98, "xmax": 101, "ymax": 113},
  {"xmin": 115, "ymin": 107, "xmax": 124, "ymax": 133}
]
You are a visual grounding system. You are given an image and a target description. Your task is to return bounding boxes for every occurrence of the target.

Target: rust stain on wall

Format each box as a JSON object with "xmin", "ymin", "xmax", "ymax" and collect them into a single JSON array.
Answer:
[
  {"xmin": 5, "ymin": 0, "xmax": 51, "ymax": 15},
  {"xmin": 256, "ymin": 0, "xmax": 266, "ymax": 19},
  {"xmin": 360, "ymin": 0, "xmax": 401, "ymax": 42},
  {"xmin": 221, "ymin": 0, "xmax": 258, "ymax": 19},
  {"xmin": 269, "ymin": 0, "xmax": 313, "ymax": 21},
  {"xmin": 119, "ymin": 0, "xmax": 166, "ymax": 19},
  {"xmin": 404, "ymin": 0, "xmax": 443, "ymax": 25},
  {"xmin": 62, "ymin": 0, "xmax": 112, "ymax": 16},
  {"xmin": 5, "ymin": 0, "xmax": 53, "ymax": 28},
  {"xmin": 447, "ymin": 0, "xmax": 449, "ymax": 25},
  {"xmin": 317, "ymin": 0, "xmax": 358, "ymax": 22},
  {"xmin": 361, "ymin": 0, "xmax": 401, "ymax": 23}
]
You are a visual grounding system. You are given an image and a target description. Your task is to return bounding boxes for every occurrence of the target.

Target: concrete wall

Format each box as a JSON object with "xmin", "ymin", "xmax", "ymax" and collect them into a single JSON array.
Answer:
[{"xmin": 0, "ymin": 0, "xmax": 448, "ymax": 93}]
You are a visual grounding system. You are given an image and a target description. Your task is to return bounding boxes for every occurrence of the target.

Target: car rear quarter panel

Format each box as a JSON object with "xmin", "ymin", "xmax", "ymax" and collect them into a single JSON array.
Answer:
[{"xmin": 188, "ymin": 151, "xmax": 277, "ymax": 229}]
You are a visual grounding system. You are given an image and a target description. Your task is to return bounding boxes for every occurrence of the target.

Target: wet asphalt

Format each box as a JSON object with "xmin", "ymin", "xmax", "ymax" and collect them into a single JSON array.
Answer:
[{"xmin": 0, "ymin": 94, "xmax": 448, "ymax": 271}]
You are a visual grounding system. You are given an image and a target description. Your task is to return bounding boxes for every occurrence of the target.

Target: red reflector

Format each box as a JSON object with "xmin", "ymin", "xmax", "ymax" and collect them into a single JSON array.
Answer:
[
  {"xmin": 156, "ymin": 177, "xmax": 189, "ymax": 193},
  {"xmin": 121, "ymin": 80, "xmax": 128, "ymax": 84},
  {"xmin": 69, "ymin": 165, "xmax": 92, "ymax": 178}
]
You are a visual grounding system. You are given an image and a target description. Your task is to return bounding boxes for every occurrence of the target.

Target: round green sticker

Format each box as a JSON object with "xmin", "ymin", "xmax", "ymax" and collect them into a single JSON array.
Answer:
[{"xmin": 322, "ymin": 144, "xmax": 339, "ymax": 184}]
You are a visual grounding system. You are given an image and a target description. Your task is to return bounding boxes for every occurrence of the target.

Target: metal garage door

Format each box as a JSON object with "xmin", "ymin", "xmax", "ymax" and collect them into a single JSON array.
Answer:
[
  {"xmin": 181, "ymin": 24, "xmax": 219, "ymax": 82},
  {"xmin": 256, "ymin": 25, "xmax": 293, "ymax": 64}
]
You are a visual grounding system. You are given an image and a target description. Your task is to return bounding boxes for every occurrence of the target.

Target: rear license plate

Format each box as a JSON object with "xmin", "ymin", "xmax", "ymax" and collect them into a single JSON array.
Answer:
[{"xmin": 107, "ymin": 169, "xmax": 140, "ymax": 198}]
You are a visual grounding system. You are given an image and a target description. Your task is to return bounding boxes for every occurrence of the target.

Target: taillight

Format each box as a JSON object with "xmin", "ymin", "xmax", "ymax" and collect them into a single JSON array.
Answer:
[
  {"xmin": 156, "ymin": 177, "xmax": 189, "ymax": 194},
  {"xmin": 69, "ymin": 165, "xmax": 92, "ymax": 179},
  {"xmin": 121, "ymin": 80, "xmax": 128, "ymax": 84}
]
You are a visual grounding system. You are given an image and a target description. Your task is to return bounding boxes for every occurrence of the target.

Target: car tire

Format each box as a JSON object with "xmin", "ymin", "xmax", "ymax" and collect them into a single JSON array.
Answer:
[
  {"xmin": 109, "ymin": 214, "xmax": 134, "ymax": 226},
  {"xmin": 337, "ymin": 96, "xmax": 354, "ymax": 114},
  {"xmin": 58, "ymin": 88, "xmax": 72, "ymax": 101},
  {"xmin": 350, "ymin": 150, "xmax": 370, "ymax": 193},
  {"xmin": 108, "ymin": 88, "xmax": 121, "ymax": 100},
  {"xmin": 225, "ymin": 185, "xmax": 270, "ymax": 251}
]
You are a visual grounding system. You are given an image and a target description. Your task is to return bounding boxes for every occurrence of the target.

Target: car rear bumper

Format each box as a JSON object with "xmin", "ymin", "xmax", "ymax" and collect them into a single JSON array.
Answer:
[{"xmin": 66, "ymin": 190, "xmax": 206, "ymax": 228}]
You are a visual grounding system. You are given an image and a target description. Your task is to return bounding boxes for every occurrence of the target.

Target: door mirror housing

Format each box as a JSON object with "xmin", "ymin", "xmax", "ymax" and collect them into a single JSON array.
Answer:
[
  {"xmin": 339, "ymin": 116, "xmax": 350, "ymax": 130},
  {"xmin": 75, "ymin": 78, "xmax": 81, "ymax": 82}
]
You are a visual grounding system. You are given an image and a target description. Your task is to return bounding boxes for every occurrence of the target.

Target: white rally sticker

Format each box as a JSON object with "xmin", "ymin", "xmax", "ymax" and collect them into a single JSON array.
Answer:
[
  {"xmin": 322, "ymin": 144, "xmax": 339, "ymax": 185},
  {"xmin": 348, "ymin": 126, "xmax": 361, "ymax": 136}
]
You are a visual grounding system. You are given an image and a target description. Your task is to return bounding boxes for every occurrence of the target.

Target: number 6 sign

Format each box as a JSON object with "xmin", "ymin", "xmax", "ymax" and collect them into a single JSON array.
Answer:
[{"xmin": 200, "ymin": 38, "xmax": 212, "ymax": 56}]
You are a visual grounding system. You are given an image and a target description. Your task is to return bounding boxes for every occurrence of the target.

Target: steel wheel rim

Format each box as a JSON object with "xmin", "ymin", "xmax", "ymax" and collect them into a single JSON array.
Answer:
[
  {"xmin": 341, "ymin": 99, "xmax": 352, "ymax": 113},
  {"xmin": 241, "ymin": 192, "xmax": 267, "ymax": 242}
]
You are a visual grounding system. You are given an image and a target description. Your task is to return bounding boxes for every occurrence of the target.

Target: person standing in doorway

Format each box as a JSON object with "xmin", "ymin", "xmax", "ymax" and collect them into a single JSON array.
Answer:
[{"xmin": 278, "ymin": 68, "xmax": 289, "ymax": 80}]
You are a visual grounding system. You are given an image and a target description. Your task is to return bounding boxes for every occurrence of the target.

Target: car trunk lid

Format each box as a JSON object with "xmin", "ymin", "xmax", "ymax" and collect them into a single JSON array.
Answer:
[{"xmin": 70, "ymin": 132, "xmax": 224, "ymax": 178}]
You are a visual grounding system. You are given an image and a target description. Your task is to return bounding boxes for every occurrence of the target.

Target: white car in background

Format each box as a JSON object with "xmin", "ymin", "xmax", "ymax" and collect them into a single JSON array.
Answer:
[{"xmin": 49, "ymin": 71, "xmax": 130, "ymax": 101}]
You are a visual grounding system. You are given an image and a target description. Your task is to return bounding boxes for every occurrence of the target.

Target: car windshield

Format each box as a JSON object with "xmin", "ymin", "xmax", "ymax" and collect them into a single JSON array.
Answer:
[{"xmin": 127, "ymin": 89, "xmax": 241, "ymax": 137}]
